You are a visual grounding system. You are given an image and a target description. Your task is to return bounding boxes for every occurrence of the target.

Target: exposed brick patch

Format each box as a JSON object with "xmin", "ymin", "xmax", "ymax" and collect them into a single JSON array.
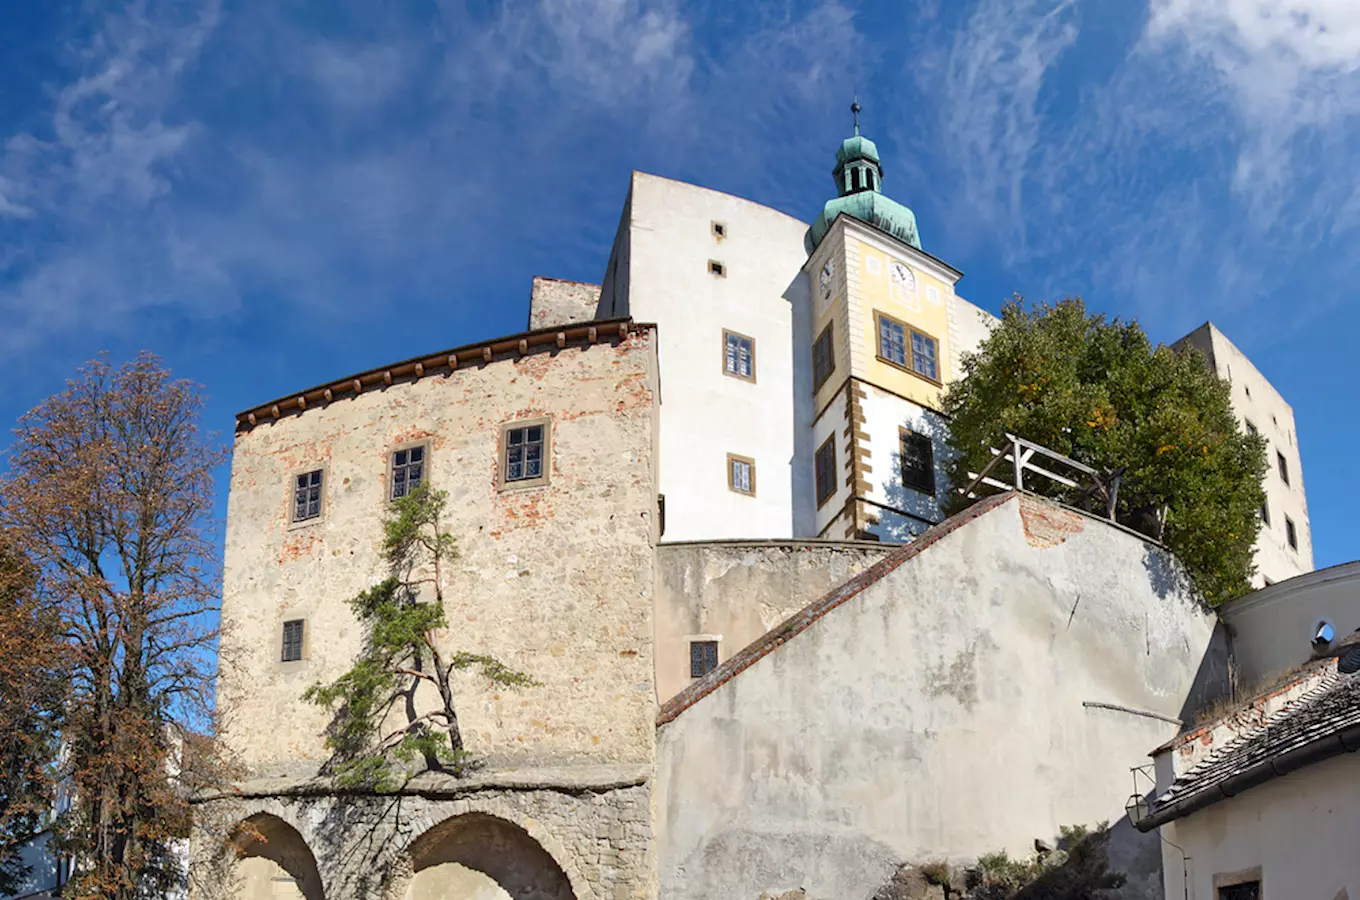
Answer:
[
  {"xmin": 657, "ymin": 492, "xmax": 1019, "ymax": 727},
  {"xmin": 1018, "ymin": 495, "xmax": 1084, "ymax": 548}
]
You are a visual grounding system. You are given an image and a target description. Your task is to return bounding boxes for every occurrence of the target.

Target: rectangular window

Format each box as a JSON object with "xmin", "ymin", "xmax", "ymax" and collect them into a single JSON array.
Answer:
[
  {"xmin": 690, "ymin": 640, "xmax": 719, "ymax": 678},
  {"xmin": 813, "ymin": 324, "xmax": 835, "ymax": 391},
  {"xmin": 1286, "ymin": 516, "xmax": 1298, "ymax": 550},
  {"xmin": 390, "ymin": 445, "xmax": 426, "ymax": 500},
  {"xmin": 1245, "ymin": 420, "xmax": 1257, "ymax": 436},
  {"xmin": 501, "ymin": 419, "xmax": 550, "ymax": 488},
  {"xmin": 727, "ymin": 454, "xmax": 755, "ymax": 496},
  {"xmin": 281, "ymin": 619, "xmax": 305, "ymax": 663},
  {"xmin": 876, "ymin": 312, "xmax": 940, "ymax": 383},
  {"xmin": 1218, "ymin": 882, "xmax": 1260, "ymax": 900},
  {"xmin": 1260, "ymin": 500, "xmax": 1270, "ymax": 526},
  {"xmin": 292, "ymin": 469, "xmax": 323, "ymax": 522},
  {"xmin": 815, "ymin": 435, "xmax": 836, "ymax": 507},
  {"xmin": 1277, "ymin": 451, "xmax": 1290, "ymax": 485},
  {"xmin": 723, "ymin": 330, "xmax": 756, "ymax": 382},
  {"xmin": 708, "ymin": 259, "xmax": 726, "ymax": 277},
  {"xmin": 900, "ymin": 429, "xmax": 935, "ymax": 496},
  {"xmin": 711, "ymin": 221, "xmax": 726, "ymax": 238}
]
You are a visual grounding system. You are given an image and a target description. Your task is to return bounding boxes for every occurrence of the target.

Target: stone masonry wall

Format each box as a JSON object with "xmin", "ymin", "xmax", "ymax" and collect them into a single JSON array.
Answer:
[
  {"xmin": 528, "ymin": 277, "xmax": 602, "ymax": 330},
  {"xmin": 192, "ymin": 774, "xmax": 653, "ymax": 900},
  {"xmin": 218, "ymin": 327, "xmax": 660, "ymax": 778}
]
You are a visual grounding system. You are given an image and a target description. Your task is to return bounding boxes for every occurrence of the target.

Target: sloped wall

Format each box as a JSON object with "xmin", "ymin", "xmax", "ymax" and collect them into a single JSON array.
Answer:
[{"xmin": 656, "ymin": 495, "xmax": 1216, "ymax": 900}]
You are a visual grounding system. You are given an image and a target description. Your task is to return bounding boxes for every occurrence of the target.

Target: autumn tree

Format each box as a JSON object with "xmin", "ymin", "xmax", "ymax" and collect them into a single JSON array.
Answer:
[
  {"xmin": 1, "ymin": 352, "xmax": 228, "ymax": 900},
  {"xmin": 0, "ymin": 536, "xmax": 65, "ymax": 896},
  {"xmin": 942, "ymin": 297, "xmax": 1266, "ymax": 606},
  {"xmin": 306, "ymin": 484, "xmax": 537, "ymax": 790}
]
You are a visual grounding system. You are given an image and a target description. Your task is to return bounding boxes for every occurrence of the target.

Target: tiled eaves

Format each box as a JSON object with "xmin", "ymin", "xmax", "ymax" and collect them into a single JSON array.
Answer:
[
  {"xmin": 656, "ymin": 491, "xmax": 1019, "ymax": 728},
  {"xmin": 235, "ymin": 317, "xmax": 645, "ymax": 432}
]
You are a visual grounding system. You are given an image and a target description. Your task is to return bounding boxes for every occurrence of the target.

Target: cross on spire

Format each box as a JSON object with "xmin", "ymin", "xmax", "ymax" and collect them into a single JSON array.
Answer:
[{"xmin": 851, "ymin": 97, "xmax": 861, "ymax": 136}]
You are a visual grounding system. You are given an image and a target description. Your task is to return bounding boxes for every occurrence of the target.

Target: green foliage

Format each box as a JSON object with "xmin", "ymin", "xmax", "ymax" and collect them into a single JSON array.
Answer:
[
  {"xmin": 942, "ymin": 297, "xmax": 1267, "ymax": 606},
  {"xmin": 971, "ymin": 823, "xmax": 1125, "ymax": 900},
  {"xmin": 306, "ymin": 485, "xmax": 538, "ymax": 790}
]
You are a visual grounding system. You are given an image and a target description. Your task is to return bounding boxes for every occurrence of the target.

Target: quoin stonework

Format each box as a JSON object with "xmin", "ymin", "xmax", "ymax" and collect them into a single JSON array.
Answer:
[{"xmin": 192, "ymin": 110, "xmax": 1324, "ymax": 900}]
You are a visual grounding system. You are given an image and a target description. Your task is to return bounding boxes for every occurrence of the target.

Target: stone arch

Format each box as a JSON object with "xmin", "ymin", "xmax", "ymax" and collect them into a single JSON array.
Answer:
[
  {"xmin": 228, "ymin": 812, "xmax": 326, "ymax": 900},
  {"xmin": 399, "ymin": 812, "xmax": 575, "ymax": 900}
]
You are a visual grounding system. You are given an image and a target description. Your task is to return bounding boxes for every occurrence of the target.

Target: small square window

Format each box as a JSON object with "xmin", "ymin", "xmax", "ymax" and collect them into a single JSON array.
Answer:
[
  {"xmin": 690, "ymin": 640, "xmax": 719, "ymax": 678},
  {"xmin": 711, "ymin": 221, "xmax": 726, "ymax": 239},
  {"xmin": 1286, "ymin": 516, "xmax": 1298, "ymax": 550},
  {"xmin": 1277, "ymin": 451, "xmax": 1290, "ymax": 485},
  {"xmin": 281, "ymin": 619, "xmax": 305, "ymax": 663},
  {"xmin": 727, "ymin": 454, "xmax": 755, "ymax": 496},
  {"xmin": 709, "ymin": 260, "xmax": 726, "ymax": 277},
  {"xmin": 723, "ymin": 330, "xmax": 756, "ymax": 382},
  {"xmin": 900, "ymin": 429, "xmax": 935, "ymax": 496},
  {"xmin": 501, "ymin": 419, "xmax": 551, "ymax": 489},
  {"xmin": 391, "ymin": 445, "xmax": 426, "ymax": 500},
  {"xmin": 292, "ymin": 469, "xmax": 323, "ymax": 522},
  {"xmin": 815, "ymin": 436, "xmax": 836, "ymax": 507},
  {"xmin": 813, "ymin": 324, "xmax": 835, "ymax": 391}
]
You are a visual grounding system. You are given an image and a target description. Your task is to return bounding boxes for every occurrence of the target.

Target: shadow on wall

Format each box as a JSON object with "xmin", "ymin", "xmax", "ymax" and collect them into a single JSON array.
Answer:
[
  {"xmin": 877, "ymin": 414, "xmax": 952, "ymax": 544},
  {"xmin": 787, "ymin": 271, "xmax": 818, "ymax": 537},
  {"xmin": 1175, "ymin": 622, "xmax": 1236, "ymax": 726},
  {"xmin": 228, "ymin": 813, "xmax": 326, "ymax": 900}
]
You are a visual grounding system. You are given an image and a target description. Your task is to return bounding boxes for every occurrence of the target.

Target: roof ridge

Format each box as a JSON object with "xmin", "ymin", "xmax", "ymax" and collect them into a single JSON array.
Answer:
[{"xmin": 655, "ymin": 492, "xmax": 1019, "ymax": 728}]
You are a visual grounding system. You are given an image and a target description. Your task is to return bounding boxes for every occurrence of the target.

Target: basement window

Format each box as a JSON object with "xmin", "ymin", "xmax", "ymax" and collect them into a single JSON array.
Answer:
[
  {"xmin": 690, "ymin": 640, "xmax": 719, "ymax": 678},
  {"xmin": 281, "ymin": 619, "xmax": 305, "ymax": 663},
  {"xmin": 709, "ymin": 260, "xmax": 726, "ymax": 277},
  {"xmin": 1218, "ymin": 882, "xmax": 1259, "ymax": 900},
  {"xmin": 292, "ymin": 469, "xmax": 324, "ymax": 522}
]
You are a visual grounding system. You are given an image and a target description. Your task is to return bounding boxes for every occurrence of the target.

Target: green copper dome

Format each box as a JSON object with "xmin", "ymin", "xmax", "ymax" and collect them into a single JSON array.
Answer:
[{"xmin": 806, "ymin": 103, "xmax": 921, "ymax": 254}]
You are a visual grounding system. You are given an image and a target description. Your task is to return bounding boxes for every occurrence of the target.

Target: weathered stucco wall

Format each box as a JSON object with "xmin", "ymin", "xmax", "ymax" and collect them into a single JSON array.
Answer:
[
  {"xmin": 1155, "ymin": 751, "xmax": 1360, "ymax": 900},
  {"xmin": 527, "ymin": 277, "xmax": 601, "ymax": 330},
  {"xmin": 655, "ymin": 494, "xmax": 1216, "ymax": 900},
  {"xmin": 654, "ymin": 541, "xmax": 895, "ymax": 703},
  {"xmin": 218, "ymin": 328, "xmax": 660, "ymax": 777},
  {"xmin": 1219, "ymin": 561, "xmax": 1360, "ymax": 690}
]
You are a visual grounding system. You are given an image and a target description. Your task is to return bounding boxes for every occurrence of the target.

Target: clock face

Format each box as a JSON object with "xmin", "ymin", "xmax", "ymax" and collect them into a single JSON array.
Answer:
[
  {"xmin": 819, "ymin": 261, "xmax": 834, "ymax": 298},
  {"xmin": 889, "ymin": 261, "xmax": 914, "ymax": 291}
]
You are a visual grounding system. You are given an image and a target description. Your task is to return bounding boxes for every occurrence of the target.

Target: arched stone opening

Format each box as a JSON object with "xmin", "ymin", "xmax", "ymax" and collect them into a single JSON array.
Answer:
[
  {"xmin": 229, "ymin": 813, "xmax": 326, "ymax": 900},
  {"xmin": 403, "ymin": 812, "xmax": 575, "ymax": 900}
]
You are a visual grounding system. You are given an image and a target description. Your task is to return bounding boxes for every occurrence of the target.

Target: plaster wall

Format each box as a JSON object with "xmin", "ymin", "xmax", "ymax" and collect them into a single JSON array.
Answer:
[
  {"xmin": 811, "ymin": 384, "xmax": 851, "ymax": 538},
  {"xmin": 656, "ymin": 495, "xmax": 1216, "ymax": 900},
  {"xmin": 1218, "ymin": 561, "xmax": 1360, "ymax": 689},
  {"xmin": 614, "ymin": 172, "xmax": 810, "ymax": 541},
  {"xmin": 946, "ymin": 294, "xmax": 997, "ymax": 376},
  {"xmin": 218, "ymin": 330, "xmax": 660, "ymax": 777},
  {"xmin": 1175, "ymin": 323, "xmax": 1313, "ymax": 587},
  {"xmin": 858, "ymin": 381, "xmax": 952, "ymax": 542},
  {"xmin": 1156, "ymin": 751, "xmax": 1360, "ymax": 900},
  {"xmin": 653, "ymin": 540, "xmax": 895, "ymax": 703},
  {"xmin": 527, "ymin": 277, "xmax": 600, "ymax": 330}
]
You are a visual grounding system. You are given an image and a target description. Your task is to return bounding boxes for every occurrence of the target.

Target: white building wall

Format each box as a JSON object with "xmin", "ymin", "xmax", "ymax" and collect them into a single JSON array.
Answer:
[
  {"xmin": 1157, "ymin": 752, "xmax": 1360, "ymax": 900},
  {"xmin": 616, "ymin": 172, "xmax": 810, "ymax": 541},
  {"xmin": 1175, "ymin": 323, "xmax": 1314, "ymax": 587},
  {"xmin": 811, "ymin": 385, "xmax": 851, "ymax": 538},
  {"xmin": 947, "ymin": 294, "xmax": 997, "ymax": 376},
  {"xmin": 858, "ymin": 383, "xmax": 953, "ymax": 542}
]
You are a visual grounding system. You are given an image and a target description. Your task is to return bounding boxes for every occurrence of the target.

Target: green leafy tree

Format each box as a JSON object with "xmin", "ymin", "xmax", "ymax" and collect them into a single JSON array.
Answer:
[
  {"xmin": 942, "ymin": 297, "xmax": 1266, "ymax": 606},
  {"xmin": 306, "ymin": 485, "xmax": 538, "ymax": 790}
]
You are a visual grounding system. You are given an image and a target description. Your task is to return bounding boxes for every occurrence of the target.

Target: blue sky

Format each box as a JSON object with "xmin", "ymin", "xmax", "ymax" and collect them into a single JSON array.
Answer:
[{"xmin": 0, "ymin": 0, "xmax": 1355, "ymax": 568}]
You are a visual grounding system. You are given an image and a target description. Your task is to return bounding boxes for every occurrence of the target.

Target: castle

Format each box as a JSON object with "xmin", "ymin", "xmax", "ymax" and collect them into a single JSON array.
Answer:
[{"xmin": 194, "ymin": 112, "xmax": 1317, "ymax": 900}]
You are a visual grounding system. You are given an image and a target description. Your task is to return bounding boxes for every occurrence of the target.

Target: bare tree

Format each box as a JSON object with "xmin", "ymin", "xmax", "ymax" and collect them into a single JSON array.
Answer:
[{"xmin": 1, "ymin": 352, "xmax": 228, "ymax": 900}]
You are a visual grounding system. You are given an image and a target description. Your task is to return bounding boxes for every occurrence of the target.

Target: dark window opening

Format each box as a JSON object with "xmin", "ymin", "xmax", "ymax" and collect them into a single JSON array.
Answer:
[
  {"xmin": 1260, "ymin": 500, "xmax": 1270, "ymax": 526},
  {"xmin": 690, "ymin": 640, "xmax": 719, "ymax": 678},
  {"xmin": 293, "ymin": 469, "xmax": 323, "ymax": 521},
  {"xmin": 1286, "ymin": 516, "xmax": 1298, "ymax": 550},
  {"xmin": 711, "ymin": 221, "xmax": 726, "ymax": 238},
  {"xmin": 853, "ymin": 168, "xmax": 864, "ymax": 191},
  {"xmin": 391, "ymin": 446, "xmax": 425, "ymax": 500},
  {"xmin": 709, "ymin": 260, "xmax": 726, "ymax": 277},
  {"xmin": 1245, "ymin": 420, "xmax": 1257, "ymax": 436},
  {"xmin": 900, "ymin": 430, "xmax": 935, "ymax": 496},
  {"xmin": 813, "ymin": 324, "xmax": 835, "ymax": 391},
  {"xmin": 1218, "ymin": 882, "xmax": 1259, "ymax": 900},
  {"xmin": 282, "ymin": 619, "xmax": 305, "ymax": 662},
  {"xmin": 1277, "ymin": 451, "xmax": 1290, "ymax": 485},
  {"xmin": 815, "ymin": 436, "xmax": 836, "ymax": 507},
  {"xmin": 505, "ymin": 424, "xmax": 546, "ymax": 483}
]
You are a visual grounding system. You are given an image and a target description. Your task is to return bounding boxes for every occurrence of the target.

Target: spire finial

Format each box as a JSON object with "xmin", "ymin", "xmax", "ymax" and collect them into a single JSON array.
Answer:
[{"xmin": 851, "ymin": 96, "xmax": 861, "ymax": 136}]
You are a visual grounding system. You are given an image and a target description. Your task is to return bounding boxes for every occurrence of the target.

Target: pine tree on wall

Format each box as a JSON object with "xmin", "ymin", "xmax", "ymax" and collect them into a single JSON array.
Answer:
[
  {"xmin": 305, "ymin": 484, "xmax": 539, "ymax": 790},
  {"xmin": 942, "ymin": 297, "xmax": 1267, "ymax": 607}
]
